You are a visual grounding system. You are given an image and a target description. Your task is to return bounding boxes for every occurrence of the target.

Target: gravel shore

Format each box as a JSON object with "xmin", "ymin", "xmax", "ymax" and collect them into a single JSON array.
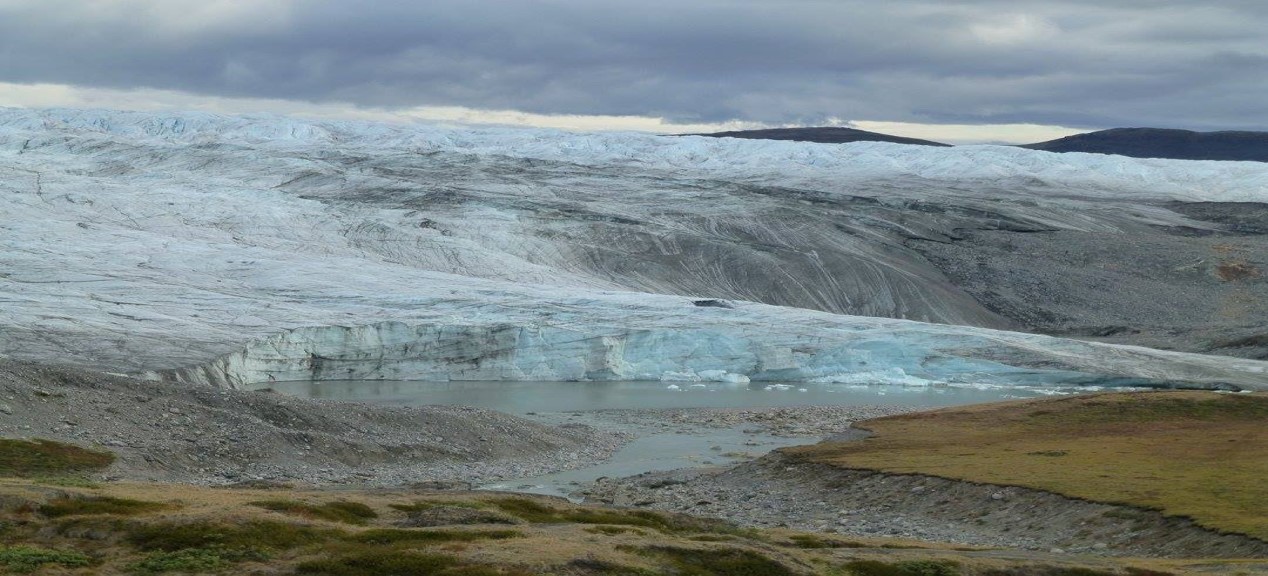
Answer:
[
  {"xmin": 582, "ymin": 452, "xmax": 1268, "ymax": 559},
  {"xmin": 0, "ymin": 360, "xmax": 626, "ymax": 486}
]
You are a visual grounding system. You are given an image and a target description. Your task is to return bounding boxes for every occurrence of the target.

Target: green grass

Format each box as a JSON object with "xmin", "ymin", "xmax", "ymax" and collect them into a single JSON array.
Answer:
[
  {"xmin": 249, "ymin": 499, "xmax": 379, "ymax": 525},
  {"xmin": 0, "ymin": 439, "xmax": 114, "ymax": 477},
  {"xmin": 38, "ymin": 495, "xmax": 168, "ymax": 518},
  {"xmin": 0, "ymin": 545, "xmax": 92, "ymax": 573},
  {"xmin": 348, "ymin": 528, "xmax": 521, "ymax": 545},
  {"xmin": 788, "ymin": 391, "xmax": 1268, "ymax": 539},
  {"xmin": 125, "ymin": 519, "xmax": 338, "ymax": 552}
]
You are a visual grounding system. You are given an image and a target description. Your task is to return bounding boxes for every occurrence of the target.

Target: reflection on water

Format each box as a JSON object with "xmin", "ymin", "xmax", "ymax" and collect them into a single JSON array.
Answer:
[{"xmin": 268, "ymin": 379, "xmax": 1044, "ymax": 414}]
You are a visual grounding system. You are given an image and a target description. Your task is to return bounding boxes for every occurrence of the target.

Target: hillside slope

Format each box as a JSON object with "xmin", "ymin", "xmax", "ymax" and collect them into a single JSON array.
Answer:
[
  {"xmin": 689, "ymin": 126, "xmax": 948, "ymax": 146},
  {"xmin": 1022, "ymin": 128, "xmax": 1268, "ymax": 162}
]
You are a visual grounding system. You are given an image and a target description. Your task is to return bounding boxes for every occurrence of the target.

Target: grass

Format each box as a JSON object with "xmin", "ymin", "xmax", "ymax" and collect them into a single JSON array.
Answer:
[
  {"xmin": 785, "ymin": 391, "xmax": 1268, "ymax": 539},
  {"xmin": 250, "ymin": 499, "xmax": 379, "ymax": 525},
  {"xmin": 38, "ymin": 495, "xmax": 168, "ymax": 518},
  {"xmin": 0, "ymin": 545, "xmax": 92, "ymax": 573},
  {"xmin": 0, "ymin": 439, "xmax": 114, "ymax": 477}
]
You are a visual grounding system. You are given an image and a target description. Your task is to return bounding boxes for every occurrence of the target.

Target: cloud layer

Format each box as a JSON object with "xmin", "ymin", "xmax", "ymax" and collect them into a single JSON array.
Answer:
[{"xmin": 2, "ymin": 1, "xmax": 1265, "ymax": 131}]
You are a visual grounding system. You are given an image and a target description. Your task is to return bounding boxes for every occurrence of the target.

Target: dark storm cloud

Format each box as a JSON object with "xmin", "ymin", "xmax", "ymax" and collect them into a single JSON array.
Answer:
[{"xmin": 2, "ymin": 0, "xmax": 1267, "ymax": 130}]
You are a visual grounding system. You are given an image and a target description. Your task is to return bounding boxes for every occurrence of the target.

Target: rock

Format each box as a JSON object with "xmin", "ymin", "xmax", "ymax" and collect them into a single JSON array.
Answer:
[{"xmin": 408, "ymin": 480, "xmax": 473, "ymax": 491}]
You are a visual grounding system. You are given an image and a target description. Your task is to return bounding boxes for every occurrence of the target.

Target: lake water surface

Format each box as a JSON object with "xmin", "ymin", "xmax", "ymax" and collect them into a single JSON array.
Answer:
[
  {"xmin": 270, "ymin": 379, "xmax": 1047, "ymax": 413},
  {"xmin": 271, "ymin": 380, "xmax": 1055, "ymax": 498}
]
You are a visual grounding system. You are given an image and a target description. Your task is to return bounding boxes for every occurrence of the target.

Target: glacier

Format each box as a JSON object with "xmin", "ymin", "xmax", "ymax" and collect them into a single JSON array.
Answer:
[{"xmin": 1, "ymin": 107, "xmax": 1266, "ymax": 390}]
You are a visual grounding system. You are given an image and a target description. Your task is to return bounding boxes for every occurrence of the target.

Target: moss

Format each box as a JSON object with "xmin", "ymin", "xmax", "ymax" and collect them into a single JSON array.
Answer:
[
  {"xmin": 249, "ymin": 499, "xmax": 378, "ymax": 525},
  {"xmin": 126, "ymin": 519, "xmax": 337, "ymax": 552},
  {"xmin": 0, "ymin": 439, "xmax": 114, "ymax": 477},
  {"xmin": 348, "ymin": 528, "xmax": 521, "ymax": 545},
  {"xmin": 39, "ymin": 496, "xmax": 167, "ymax": 518},
  {"xmin": 0, "ymin": 545, "xmax": 92, "ymax": 573}
]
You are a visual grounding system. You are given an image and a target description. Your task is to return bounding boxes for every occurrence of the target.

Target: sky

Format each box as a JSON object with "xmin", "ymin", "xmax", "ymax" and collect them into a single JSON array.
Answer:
[{"xmin": 1, "ymin": 0, "xmax": 1265, "ymax": 143}]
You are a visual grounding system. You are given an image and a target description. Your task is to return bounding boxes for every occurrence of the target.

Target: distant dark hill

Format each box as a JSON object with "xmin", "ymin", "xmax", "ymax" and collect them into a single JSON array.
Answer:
[
  {"xmin": 1022, "ymin": 128, "xmax": 1268, "ymax": 162},
  {"xmin": 690, "ymin": 127, "xmax": 949, "ymax": 147}
]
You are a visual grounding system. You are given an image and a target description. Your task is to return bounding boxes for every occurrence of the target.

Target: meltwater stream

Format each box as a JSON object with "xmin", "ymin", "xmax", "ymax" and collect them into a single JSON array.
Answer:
[{"xmin": 271, "ymin": 380, "xmax": 1052, "ymax": 498}]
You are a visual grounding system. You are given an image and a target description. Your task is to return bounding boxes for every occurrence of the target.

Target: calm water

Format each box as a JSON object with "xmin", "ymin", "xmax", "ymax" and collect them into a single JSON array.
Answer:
[
  {"xmin": 269, "ymin": 379, "xmax": 1047, "ymax": 414},
  {"xmin": 270, "ymin": 379, "xmax": 1053, "ymax": 498}
]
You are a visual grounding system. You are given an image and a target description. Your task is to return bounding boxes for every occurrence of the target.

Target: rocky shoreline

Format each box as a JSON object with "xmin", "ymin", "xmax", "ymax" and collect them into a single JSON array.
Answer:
[
  {"xmin": 582, "ymin": 452, "xmax": 1268, "ymax": 559},
  {"xmin": 0, "ymin": 360, "xmax": 626, "ymax": 486}
]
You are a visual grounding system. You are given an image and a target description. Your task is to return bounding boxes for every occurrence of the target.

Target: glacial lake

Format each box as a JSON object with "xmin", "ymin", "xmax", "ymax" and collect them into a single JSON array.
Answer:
[
  {"xmin": 272, "ymin": 380, "xmax": 1061, "ymax": 498},
  {"xmin": 268, "ymin": 379, "xmax": 1049, "ymax": 414}
]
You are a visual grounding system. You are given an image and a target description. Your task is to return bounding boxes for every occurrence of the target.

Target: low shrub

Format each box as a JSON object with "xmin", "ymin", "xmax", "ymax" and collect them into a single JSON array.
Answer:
[
  {"xmin": 127, "ymin": 546, "xmax": 268, "ymax": 574},
  {"xmin": 623, "ymin": 545, "xmax": 794, "ymax": 576},
  {"xmin": 0, "ymin": 545, "xmax": 92, "ymax": 573},
  {"xmin": 39, "ymin": 495, "xmax": 167, "ymax": 517},
  {"xmin": 843, "ymin": 559, "xmax": 960, "ymax": 576},
  {"xmin": 126, "ymin": 519, "xmax": 336, "ymax": 551},
  {"xmin": 348, "ymin": 528, "xmax": 521, "ymax": 545},
  {"xmin": 295, "ymin": 551, "xmax": 458, "ymax": 575},
  {"xmin": 250, "ymin": 499, "xmax": 378, "ymax": 525}
]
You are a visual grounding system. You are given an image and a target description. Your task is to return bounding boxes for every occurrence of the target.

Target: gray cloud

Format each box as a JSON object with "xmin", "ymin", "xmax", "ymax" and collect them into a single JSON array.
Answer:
[{"xmin": 2, "ymin": 0, "xmax": 1267, "ymax": 130}]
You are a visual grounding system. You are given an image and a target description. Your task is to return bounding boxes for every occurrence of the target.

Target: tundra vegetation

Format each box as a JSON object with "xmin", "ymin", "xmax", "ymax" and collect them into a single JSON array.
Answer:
[{"xmin": 786, "ymin": 391, "xmax": 1268, "ymax": 540}]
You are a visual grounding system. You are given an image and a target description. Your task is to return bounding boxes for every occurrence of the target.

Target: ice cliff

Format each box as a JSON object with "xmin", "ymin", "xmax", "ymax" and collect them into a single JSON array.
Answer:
[{"xmin": 1, "ymin": 108, "xmax": 1266, "ymax": 390}]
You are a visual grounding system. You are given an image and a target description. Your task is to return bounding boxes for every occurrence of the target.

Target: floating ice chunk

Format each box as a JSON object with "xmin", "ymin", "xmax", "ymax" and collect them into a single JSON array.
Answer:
[{"xmin": 811, "ymin": 367, "xmax": 938, "ymax": 386}]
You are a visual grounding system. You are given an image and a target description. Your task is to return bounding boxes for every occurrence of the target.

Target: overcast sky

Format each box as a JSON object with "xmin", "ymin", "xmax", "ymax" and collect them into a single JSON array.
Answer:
[{"xmin": 1, "ymin": 0, "xmax": 1265, "ymax": 142}]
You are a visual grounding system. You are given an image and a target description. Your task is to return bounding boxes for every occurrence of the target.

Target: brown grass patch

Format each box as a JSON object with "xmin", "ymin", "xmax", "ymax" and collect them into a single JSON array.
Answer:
[
  {"xmin": 786, "ymin": 391, "xmax": 1268, "ymax": 539},
  {"xmin": 1215, "ymin": 260, "xmax": 1260, "ymax": 282}
]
